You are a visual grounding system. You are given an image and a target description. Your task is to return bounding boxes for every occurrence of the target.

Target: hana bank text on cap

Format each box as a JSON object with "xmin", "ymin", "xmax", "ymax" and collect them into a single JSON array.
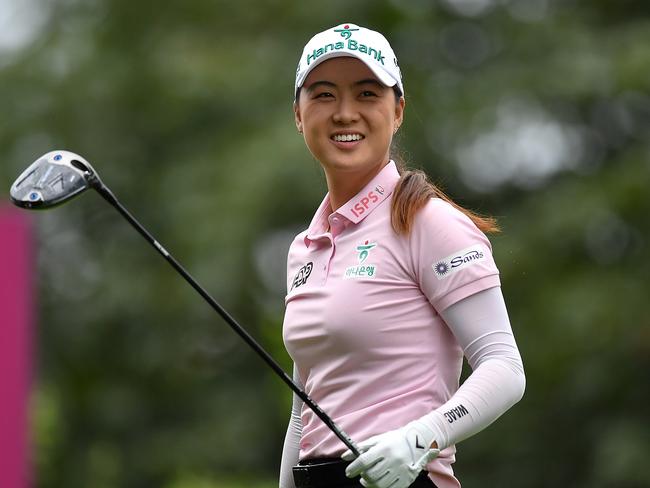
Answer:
[{"xmin": 294, "ymin": 23, "xmax": 404, "ymax": 98}]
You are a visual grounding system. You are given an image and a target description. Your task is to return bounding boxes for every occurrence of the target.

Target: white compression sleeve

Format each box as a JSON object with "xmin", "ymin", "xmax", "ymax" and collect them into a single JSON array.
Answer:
[
  {"xmin": 422, "ymin": 287, "xmax": 525, "ymax": 450},
  {"xmin": 279, "ymin": 365, "xmax": 303, "ymax": 488}
]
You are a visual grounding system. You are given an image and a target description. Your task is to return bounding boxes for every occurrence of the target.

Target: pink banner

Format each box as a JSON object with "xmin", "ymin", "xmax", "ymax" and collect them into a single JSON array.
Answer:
[{"xmin": 0, "ymin": 204, "xmax": 33, "ymax": 488}]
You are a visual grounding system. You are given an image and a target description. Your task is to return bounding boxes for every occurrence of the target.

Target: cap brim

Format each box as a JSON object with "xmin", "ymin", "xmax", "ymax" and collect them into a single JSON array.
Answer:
[{"xmin": 296, "ymin": 51, "xmax": 398, "ymax": 95}]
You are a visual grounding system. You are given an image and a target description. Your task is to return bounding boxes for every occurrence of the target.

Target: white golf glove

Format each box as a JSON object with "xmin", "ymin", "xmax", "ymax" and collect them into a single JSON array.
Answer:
[{"xmin": 341, "ymin": 418, "xmax": 440, "ymax": 488}]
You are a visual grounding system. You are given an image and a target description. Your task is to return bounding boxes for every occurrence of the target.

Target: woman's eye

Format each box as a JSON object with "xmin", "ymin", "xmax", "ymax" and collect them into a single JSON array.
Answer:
[
  {"xmin": 315, "ymin": 92, "xmax": 333, "ymax": 99},
  {"xmin": 361, "ymin": 90, "xmax": 377, "ymax": 97}
]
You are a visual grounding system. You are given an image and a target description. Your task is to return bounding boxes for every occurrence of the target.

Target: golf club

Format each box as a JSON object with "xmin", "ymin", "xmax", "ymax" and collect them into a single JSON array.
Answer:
[{"xmin": 10, "ymin": 149, "xmax": 361, "ymax": 457}]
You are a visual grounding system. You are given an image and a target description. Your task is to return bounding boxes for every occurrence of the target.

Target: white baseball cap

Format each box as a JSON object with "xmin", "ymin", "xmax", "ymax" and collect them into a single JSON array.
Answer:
[{"xmin": 294, "ymin": 23, "xmax": 404, "ymax": 98}]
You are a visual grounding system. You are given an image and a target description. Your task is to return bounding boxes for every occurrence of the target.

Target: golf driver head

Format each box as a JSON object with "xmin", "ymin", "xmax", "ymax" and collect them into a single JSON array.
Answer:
[{"xmin": 10, "ymin": 150, "xmax": 96, "ymax": 209}]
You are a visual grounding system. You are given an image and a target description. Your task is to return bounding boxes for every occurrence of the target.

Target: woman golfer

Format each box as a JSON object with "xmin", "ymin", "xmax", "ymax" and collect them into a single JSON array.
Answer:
[{"xmin": 280, "ymin": 23, "xmax": 525, "ymax": 488}]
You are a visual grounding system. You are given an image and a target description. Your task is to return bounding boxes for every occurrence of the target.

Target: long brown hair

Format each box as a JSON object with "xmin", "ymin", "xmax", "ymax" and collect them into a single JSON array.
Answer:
[{"xmin": 391, "ymin": 158, "xmax": 500, "ymax": 235}]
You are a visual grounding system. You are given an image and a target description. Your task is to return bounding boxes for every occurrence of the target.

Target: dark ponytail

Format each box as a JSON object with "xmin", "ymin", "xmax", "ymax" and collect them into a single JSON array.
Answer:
[{"xmin": 391, "ymin": 159, "xmax": 499, "ymax": 235}]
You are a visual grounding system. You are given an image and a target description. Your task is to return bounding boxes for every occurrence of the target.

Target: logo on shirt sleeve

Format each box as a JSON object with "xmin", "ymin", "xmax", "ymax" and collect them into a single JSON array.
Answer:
[
  {"xmin": 290, "ymin": 262, "xmax": 313, "ymax": 290},
  {"xmin": 432, "ymin": 245, "xmax": 486, "ymax": 280}
]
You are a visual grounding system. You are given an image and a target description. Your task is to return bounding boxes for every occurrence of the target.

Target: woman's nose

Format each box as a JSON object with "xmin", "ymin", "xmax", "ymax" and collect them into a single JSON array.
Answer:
[{"xmin": 332, "ymin": 97, "xmax": 360, "ymax": 124}]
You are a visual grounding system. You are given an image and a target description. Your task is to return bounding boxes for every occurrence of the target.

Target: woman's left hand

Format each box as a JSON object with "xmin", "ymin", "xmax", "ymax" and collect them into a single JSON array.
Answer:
[{"xmin": 341, "ymin": 419, "xmax": 440, "ymax": 488}]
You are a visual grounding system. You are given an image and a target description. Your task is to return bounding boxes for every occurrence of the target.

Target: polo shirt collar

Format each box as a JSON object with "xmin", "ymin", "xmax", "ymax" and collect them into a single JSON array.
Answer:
[{"xmin": 304, "ymin": 161, "xmax": 401, "ymax": 245}]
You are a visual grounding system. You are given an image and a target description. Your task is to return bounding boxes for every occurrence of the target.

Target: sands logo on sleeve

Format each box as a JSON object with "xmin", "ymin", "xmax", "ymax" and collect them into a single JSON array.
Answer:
[{"xmin": 432, "ymin": 245, "xmax": 486, "ymax": 280}]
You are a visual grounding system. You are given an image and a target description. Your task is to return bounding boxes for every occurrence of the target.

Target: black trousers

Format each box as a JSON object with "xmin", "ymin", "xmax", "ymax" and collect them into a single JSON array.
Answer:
[{"xmin": 293, "ymin": 458, "xmax": 438, "ymax": 488}]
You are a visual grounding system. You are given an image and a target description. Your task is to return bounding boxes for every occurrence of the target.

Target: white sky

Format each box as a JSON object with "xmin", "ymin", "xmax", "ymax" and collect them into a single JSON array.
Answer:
[
  {"xmin": 456, "ymin": 98, "xmax": 585, "ymax": 192},
  {"xmin": 0, "ymin": 0, "xmax": 49, "ymax": 52}
]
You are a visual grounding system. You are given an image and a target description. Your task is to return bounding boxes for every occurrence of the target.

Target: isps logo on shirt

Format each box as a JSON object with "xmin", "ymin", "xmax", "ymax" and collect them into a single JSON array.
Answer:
[
  {"xmin": 433, "ymin": 245, "xmax": 486, "ymax": 280},
  {"xmin": 349, "ymin": 188, "xmax": 382, "ymax": 218}
]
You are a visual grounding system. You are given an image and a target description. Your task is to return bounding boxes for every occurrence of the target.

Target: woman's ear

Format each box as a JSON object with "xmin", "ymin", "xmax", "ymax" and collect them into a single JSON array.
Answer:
[
  {"xmin": 394, "ymin": 96, "xmax": 405, "ymax": 130},
  {"xmin": 294, "ymin": 102, "xmax": 303, "ymax": 134}
]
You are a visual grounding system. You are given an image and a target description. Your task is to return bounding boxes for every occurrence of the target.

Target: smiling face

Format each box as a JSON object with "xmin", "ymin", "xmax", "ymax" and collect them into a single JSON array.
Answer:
[{"xmin": 294, "ymin": 57, "xmax": 405, "ymax": 186}]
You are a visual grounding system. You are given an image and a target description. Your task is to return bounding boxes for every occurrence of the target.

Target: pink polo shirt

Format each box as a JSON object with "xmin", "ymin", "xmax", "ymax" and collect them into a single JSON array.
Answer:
[{"xmin": 282, "ymin": 161, "xmax": 500, "ymax": 488}]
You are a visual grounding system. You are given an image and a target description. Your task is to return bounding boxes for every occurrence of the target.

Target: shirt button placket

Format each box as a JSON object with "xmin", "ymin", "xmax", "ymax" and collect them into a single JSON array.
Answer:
[{"xmin": 321, "ymin": 235, "xmax": 335, "ymax": 285}]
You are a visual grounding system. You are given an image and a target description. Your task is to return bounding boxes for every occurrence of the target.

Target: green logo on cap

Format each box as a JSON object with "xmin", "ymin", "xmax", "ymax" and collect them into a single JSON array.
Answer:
[
  {"xmin": 306, "ymin": 40, "xmax": 385, "ymax": 66},
  {"xmin": 306, "ymin": 25, "xmax": 385, "ymax": 68},
  {"xmin": 334, "ymin": 24, "xmax": 359, "ymax": 40},
  {"xmin": 301, "ymin": 24, "xmax": 388, "ymax": 71}
]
